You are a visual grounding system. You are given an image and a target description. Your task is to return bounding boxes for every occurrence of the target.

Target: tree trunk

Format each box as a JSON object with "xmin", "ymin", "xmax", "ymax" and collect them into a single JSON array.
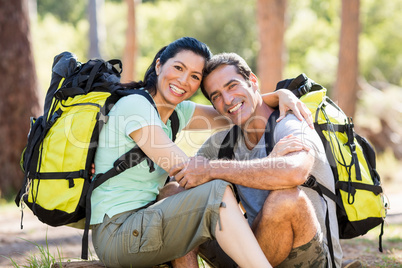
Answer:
[
  {"xmin": 257, "ymin": 0, "xmax": 287, "ymax": 93},
  {"xmin": 333, "ymin": 0, "xmax": 360, "ymax": 117},
  {"xmin": 0, "ymin": 0, "xmax": 40, "ymax": 198},
  {"xmin": 121, "ymin": 0, "xmax": 140, "ymax": 83},
  {"xmin": 88, "ymin": 0, "xmax": 105, "ymax": 59}
]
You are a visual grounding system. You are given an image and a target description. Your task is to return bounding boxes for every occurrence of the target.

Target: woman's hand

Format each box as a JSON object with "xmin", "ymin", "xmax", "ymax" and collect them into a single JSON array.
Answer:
[
  {"xmin": 262, "ymin": 89, "xmax": 314, "ymax": 129},
  {"xmin": 276, "ymin": 89, "xmax": 313, "ymax": 128}
]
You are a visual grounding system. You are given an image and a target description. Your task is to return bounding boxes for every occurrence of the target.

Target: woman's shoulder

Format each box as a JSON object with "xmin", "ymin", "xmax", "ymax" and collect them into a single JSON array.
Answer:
[
  {"xmin": 115, "ymin": 92, "xmax": 155, "ymax": 109},
  {"xmin": 175, "ymin": 100, "xmax": 196, "ymax": 125},
  {"xmin": 176, "ymin": 100, "xmax": 196, "ymax": 111}
]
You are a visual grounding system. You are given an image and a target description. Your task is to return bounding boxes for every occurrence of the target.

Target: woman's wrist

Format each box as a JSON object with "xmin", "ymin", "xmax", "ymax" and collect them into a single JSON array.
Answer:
[{"xmin": 261, "ymin": 91, "xmax": 280, "ymax": 108}]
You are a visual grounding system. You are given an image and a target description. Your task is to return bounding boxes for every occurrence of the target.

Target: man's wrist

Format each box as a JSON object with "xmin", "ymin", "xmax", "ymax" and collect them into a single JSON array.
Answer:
[{"xmin": 208, "ymin": 160, "xmax": 222, "ymax": 180}]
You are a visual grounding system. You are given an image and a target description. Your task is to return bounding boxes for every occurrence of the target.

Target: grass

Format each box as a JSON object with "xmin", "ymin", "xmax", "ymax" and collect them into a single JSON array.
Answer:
[
  {"xmin": 1, "ymin": 235, "xmax": 63, "ymax": 268},
  {"xmin": 340, "ymin": 223, "xmax": 402, "ymax": 267}
]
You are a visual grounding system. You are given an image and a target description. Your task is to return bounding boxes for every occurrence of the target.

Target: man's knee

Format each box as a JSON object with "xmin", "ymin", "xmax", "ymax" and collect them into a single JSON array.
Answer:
[{"xmin": 261, "ymin": 188, "xmax": 314, "ymax": 221}]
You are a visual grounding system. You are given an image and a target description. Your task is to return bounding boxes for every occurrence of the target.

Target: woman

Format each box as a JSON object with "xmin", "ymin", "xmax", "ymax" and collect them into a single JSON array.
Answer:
[{"xmin": 91, "ymin": 37, "xmax": 311, "ymax": 268}]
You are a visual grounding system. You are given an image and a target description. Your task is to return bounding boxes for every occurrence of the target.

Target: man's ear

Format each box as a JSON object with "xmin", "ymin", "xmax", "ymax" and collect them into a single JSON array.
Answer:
[
  {"xmin": 155, "ymin": 58, "xmax": 161, "ymax": 75},
  {"xmin": 249, "ymin": 72, "xmax": 259, "ymax": 91}
]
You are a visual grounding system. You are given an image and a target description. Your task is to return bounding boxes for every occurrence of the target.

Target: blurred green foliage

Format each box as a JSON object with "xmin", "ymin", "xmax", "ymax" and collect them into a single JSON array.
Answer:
[
  {"xmin": 37, "ymin": 0, "xmax": 87, "ymax": 26},
  {"xmin": 32, "ymin": 0, "xmax": 402, "ymax": 99}
]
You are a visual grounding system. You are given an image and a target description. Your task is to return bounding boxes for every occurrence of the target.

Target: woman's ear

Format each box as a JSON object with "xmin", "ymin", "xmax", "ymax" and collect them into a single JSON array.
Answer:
[{"xmin": 155, "ymin": 58, "xmax": 161, "ymax": 75}]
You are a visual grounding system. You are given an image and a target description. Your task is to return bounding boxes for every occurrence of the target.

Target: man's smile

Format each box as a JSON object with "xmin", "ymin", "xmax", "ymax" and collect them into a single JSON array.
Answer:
[{"xmin": 228, "ymin": 102, "xmax": 244, "ymax": 114}]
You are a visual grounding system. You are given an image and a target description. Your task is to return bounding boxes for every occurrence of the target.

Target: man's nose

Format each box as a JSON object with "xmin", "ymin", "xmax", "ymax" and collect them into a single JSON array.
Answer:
[{"xmin": 222, "ymin": 91, "xmax": 234, "ymax": 105}]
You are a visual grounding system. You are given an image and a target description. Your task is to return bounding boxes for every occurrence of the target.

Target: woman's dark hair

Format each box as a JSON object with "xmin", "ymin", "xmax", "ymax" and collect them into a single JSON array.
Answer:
[{"xmin": 122, "ymin": 37, "xmax": 212, "ymax": 96}]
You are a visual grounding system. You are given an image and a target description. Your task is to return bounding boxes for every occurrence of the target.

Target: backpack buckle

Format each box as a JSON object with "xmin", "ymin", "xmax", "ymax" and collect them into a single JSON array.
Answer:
[
  {"xmin": 115, "ymin": 160, "xmax": 129, "ymax": 173},
  {"xmin": 297, "ymin": 84, "xmax": 309, "ymax": 96},
  {"xmin": 303, "ymin": 175, "xmax": 317, "ymax": 188}
]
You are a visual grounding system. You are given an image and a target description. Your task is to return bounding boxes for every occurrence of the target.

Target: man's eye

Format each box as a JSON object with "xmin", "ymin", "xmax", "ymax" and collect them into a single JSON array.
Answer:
[{"xmin": 229, "ymin": 83, "xmax": 237, "ymax": 89}]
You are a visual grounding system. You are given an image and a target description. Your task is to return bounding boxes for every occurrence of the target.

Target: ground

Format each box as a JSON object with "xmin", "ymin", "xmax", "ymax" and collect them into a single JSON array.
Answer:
[{"xmin": 1, "ymin": 193, "xmax": 401, "ymax": 268}]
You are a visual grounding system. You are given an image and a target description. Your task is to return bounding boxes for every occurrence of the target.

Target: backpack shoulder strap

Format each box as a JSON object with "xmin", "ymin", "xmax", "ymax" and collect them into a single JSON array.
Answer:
[
  {"xmin": 264, "ymin": 110, "xmax": 280, "ymax": 156},
  {"xmin": 218, "ymin": 109, "xmax": 280, "ymax": 160},
  {"xmin": 97, "ymin": 89, "xmax": 180, "ymax": 182},
  {"xmin": 218, "ymin": 125, "xmax": 242, "ymax": 159},
  {"xmin": 170, "ymin": 109, "xmax": 179, "ymax": 142},
  {"xmin": 302, "ymin": 176, "xmax": 337, "ymax": 268},
  {"xmin": 129, "ymin": 89, "xmax": 179, "ymax": 141}
]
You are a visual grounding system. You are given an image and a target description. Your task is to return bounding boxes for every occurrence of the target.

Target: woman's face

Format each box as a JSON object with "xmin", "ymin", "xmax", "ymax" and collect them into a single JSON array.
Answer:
[{"xmin": 154, "ymin": 50, "xmax": 205, "ymax": 107}]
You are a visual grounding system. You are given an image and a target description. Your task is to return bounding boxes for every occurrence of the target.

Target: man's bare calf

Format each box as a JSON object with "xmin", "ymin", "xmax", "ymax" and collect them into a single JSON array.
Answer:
[{"xmin": 252, "ymin": 187, "xmax": 319, "ymax": 267}]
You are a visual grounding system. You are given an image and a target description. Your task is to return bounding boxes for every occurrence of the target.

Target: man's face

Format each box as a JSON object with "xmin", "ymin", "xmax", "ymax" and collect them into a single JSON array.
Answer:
[{"xmin": 203, "ymin": 65, "xmax": 258, "ymax": 126}]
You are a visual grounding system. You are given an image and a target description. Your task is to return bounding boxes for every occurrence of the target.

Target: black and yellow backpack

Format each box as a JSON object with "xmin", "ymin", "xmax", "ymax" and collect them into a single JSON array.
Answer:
[
  {"xmin": 15, "ymin": 52, "xmax": 179, "ymax": 259},
  {"xmin": 219, "ymin": 74, "xmax": 388, "ymax": 268}
]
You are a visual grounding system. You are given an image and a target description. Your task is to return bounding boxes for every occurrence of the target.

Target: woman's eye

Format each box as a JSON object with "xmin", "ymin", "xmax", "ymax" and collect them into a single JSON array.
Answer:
[
  {"xmin": 174, "ymin": 65, "xmax": 183, "ymax": 71},
  {"xmin": 191, "ymin": 75, "xmax": 201, "ymax": 80}
]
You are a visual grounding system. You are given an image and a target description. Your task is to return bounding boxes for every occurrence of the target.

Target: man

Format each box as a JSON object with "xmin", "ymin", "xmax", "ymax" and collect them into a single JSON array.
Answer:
[{"xmin": 170, "ymin": 53, "xmax": 342, "ymax": 267}]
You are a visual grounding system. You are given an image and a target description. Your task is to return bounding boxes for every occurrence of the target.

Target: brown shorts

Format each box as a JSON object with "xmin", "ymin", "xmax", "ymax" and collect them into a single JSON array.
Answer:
[
  {"xmin": 92, "ymin": 180, "xmax": 231, "ymax": 268},
  {"xmin": 199, "ymin": 230, "xmax": 328, "ymax": 268},
  {"xmin": 276, "ymin": 231, "xmax": 328, "ymax": 268}
]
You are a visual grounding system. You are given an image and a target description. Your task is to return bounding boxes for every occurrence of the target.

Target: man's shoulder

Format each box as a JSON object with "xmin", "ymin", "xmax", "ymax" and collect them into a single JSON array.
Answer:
[
  {"xmin": 197, "ymin": 128, "xmax": 232, "ymax": 158},
  {"xmin": 205, "ymin": 128, "xmax": 232, "ymax": 145},
  {"xmin": 276, "ymin": 113, "xmax": 303, "ymax": 127},
  {"xmin": 274, "ymin": 113, "xmax": 315, "ymax": 138}
]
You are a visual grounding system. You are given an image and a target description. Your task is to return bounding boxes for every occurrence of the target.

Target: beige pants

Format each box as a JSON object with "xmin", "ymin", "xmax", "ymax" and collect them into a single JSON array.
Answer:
[{"xmin": 92, "ymin": 180, "xmax": 231, "ymax": 268}]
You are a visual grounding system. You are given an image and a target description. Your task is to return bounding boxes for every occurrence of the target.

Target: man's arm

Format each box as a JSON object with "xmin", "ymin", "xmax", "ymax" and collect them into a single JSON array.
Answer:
[
  {"xmin": 211, "ymin": 149, "xmax": 313, "ymax": 190},
  {"xmin": 169, "ymin": 136, "xmax": 314, "ymax": 190}
]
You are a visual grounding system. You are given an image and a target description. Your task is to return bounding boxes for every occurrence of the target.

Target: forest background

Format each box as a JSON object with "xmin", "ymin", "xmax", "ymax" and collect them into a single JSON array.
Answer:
[{"xmin": 0, "ymin": 0, "xmax": 401, "ymax": 267}]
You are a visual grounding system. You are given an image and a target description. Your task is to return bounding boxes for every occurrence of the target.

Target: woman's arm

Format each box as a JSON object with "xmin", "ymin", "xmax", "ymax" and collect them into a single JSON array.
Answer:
[
  {"xmin": 129, "ymin": 124, "xmax": 189, "ymax": 172},
  {"xmin": 262, "ymin": 89, "xmax": 313, "ymax": 127},
  {"xmin": 184, "ymin": 103, "xmax": 231, "ymax": 130},
  {"xmin": 184, "ymin": 90, "xmax": 313, "ymax": 131}
]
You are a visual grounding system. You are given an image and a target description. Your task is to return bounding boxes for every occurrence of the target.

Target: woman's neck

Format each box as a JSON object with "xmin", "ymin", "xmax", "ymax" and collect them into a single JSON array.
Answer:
[{"xmin": 152, "ymin": 92, "xmax": 177, "ymax": 124}]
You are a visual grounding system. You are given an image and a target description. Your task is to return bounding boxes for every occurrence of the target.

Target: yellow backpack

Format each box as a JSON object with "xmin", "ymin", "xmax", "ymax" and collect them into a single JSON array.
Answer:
[
  {"xmin": 15, "ymin": 52, "xmax": 179, "ymax": 259},
  {"xmin": 278, "ymin": 74, "xmax": 388, "ymax": 267}
]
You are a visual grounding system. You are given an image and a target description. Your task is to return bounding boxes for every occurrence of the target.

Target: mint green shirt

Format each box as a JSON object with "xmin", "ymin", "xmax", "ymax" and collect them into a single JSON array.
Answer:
[{"xmin": 90, "ymin": 92, "xmax": 196, "ymax": 224}]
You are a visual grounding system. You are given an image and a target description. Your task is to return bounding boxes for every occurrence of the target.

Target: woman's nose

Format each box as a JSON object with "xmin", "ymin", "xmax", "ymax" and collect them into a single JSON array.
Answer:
[{"xmin": 178, "ymin": 73, "xmax": 189, "ymax": 85}]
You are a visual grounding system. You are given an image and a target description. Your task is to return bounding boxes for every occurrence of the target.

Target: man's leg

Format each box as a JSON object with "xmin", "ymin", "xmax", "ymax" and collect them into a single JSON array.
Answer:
[{"xmin": 251, "ymin": 187, "xmax": 319, "ymax": 267}]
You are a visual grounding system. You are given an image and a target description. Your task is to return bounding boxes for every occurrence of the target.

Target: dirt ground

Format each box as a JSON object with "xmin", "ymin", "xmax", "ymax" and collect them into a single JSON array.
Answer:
[{"xmin": 1, "ymin": 193, "xmax": 401, "ymax": 268}]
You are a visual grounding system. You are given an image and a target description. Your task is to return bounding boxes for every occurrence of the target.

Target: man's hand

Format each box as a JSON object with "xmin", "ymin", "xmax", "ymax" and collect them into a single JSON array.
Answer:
[
  {"xmin": 169, "ymin": 156, "xmax": 212, "ymax": 189},
  {"xmin": 269, "ymin": 134, "xmax": 311, "ymax": 157}
]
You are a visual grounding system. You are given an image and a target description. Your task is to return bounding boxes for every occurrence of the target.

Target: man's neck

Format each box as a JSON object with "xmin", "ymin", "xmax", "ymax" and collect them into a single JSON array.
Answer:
[{"xmin": 242, "ymin": 102, "xmax": 274, "ymax": 150}]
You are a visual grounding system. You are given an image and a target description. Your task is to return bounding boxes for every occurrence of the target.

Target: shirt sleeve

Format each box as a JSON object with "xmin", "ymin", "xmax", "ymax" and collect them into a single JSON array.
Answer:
[
  {"xmin": 196, "ymin": 129, "xmax": 229, "ymax": 160},
  {"xmin": 175, "ymin": 100, "xmax": 196, "ymax": 131},
  {"xmin": 274, "ymin": 114, "xmax": 322, "ymax": 153},
  {"xmin": 274, "ymin": 114, "xmax": 330, "ymax": 175},
  {"xmin": 110, "ymin": 94, "xmax": 162, "ymax": 137}
]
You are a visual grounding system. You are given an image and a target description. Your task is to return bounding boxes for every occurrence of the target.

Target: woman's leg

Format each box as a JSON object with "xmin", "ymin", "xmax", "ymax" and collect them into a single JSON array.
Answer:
[
  {"xmin": 215, "ymin": 186, "xmax": 272, "ymax": 268},
  {"xmin": 158, "ymin": 182, "xmax": 199, "ymax": 268}
]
